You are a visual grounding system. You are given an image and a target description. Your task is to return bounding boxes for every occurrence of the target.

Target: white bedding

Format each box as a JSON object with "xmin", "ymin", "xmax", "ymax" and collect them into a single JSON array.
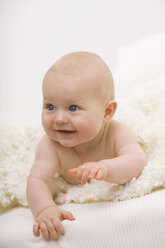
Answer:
[{"xmin": 0, "ymin": 190, "xmax": 165, "ymax": 248}]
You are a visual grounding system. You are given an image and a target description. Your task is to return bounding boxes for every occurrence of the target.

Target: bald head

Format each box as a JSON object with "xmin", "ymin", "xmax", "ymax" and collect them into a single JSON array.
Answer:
[{"xmin": 43, "ymin": 51, "xmax": 115, "ymax": 103}]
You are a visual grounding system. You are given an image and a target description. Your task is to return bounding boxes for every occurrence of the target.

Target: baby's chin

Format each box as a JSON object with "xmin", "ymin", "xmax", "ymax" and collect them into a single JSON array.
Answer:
[
  {"xmin": 48, "ymin": 132, "xmax": 97, "ymax": 148},
  {"xmin": 52, "ymin": 138, "xmax": 91, "ymax": 149},
  {"xmin": 48, "ymin": 136, "xmax": 79, "ymax": 148}
]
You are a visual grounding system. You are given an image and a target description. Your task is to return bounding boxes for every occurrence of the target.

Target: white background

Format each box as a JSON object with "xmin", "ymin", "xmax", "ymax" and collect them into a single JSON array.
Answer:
[{"xmin": 1, "ymin": 0, "xmax": 165, "ymax": 126}]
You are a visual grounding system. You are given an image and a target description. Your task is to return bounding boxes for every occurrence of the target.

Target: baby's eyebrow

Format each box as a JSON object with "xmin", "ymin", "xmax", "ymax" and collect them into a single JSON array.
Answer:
[{"xmin": 43, "ymin": 97, "xmax": 53, "ymax": 101}]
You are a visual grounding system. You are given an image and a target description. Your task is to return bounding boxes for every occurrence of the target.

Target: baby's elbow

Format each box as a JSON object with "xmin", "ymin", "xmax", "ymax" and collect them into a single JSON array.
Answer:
[
  {"xmin": 141, "ymin": 153, "xmax": 148, "ymax": 169},
  {"xmin": 136, "ymin": 153, "xmax": 148, "ymax": 177}
]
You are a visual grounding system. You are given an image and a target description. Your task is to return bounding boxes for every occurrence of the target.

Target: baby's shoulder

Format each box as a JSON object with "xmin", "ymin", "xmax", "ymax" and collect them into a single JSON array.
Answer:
[
  {"xmin": 37, "ymin": 134, "xmax": 61, "ymax": 156},
  {"xmin": 38, "ymin": 134, "xmax": 56, "ymax": 147},
  {"xmin": 107, "ymin": 119, "xmax": 139, "ymax": 153},
  {"xmin": 107, "ymin": 119, "xmax": 127, "ymax": 134},
  {"xmin": 106, "ymin": 120, "xmax": 134, "ymax": 141},
  {"xmin": 38, "ymin": 134, "xmax": 71, "ymax": 156}
]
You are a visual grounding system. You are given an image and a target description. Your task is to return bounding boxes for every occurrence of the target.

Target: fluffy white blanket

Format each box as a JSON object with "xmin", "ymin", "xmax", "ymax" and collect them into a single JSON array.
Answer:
[{"xmin": 0, "ymin": 77, "xmax": 165, "ymax": 209}]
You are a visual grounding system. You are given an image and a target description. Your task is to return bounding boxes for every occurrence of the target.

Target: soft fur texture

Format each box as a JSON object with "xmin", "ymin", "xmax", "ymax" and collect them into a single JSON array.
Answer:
[{"xmin": 0, "ymin": 76, "xmax": 165, "ymax": 209}]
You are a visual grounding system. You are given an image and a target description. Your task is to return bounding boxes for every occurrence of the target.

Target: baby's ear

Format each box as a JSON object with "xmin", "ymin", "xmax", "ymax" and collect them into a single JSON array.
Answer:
[{"xmin": 104, "ymin": 100, "xmax": 117, "ymax": 119}]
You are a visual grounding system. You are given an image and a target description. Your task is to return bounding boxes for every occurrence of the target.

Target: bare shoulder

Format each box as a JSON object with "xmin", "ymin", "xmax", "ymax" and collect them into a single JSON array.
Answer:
[
  {"xmin": 35, "ymin": 134, "xmax": 59, "ymax": 161},
  {"xmin": 107, "ymin": 120, "xmax": 134, "ymax": 140},
  {"xmin": 108, "ymin": 120, "xmax": 145, "ymax": 157},
  {"xmin": 29, "ymin": 134, "xmax": 59, "ymax": 179},
  {"xmin": 109, "ymin": 120, "xmax": 136, "ymax": 137}
]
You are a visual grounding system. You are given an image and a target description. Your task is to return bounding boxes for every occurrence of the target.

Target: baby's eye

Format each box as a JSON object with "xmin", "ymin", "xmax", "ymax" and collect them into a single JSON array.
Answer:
[
  {"xmin": 69, "ymin": 105, "xmax": 79, "ymax": 112},
  {"xmin": 47, "ymin": 104, "xmax": 55, "ymax": 111}
]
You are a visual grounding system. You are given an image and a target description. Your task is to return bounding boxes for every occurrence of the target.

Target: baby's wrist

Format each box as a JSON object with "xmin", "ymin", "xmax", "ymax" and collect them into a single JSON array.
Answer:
[
  {"xmin": 98, "ymin": 159, "xmax": 110, "ymax": 181},
  {"xmin": 36, "ymin": 204, "xmax": 57, "ymax": 218}
]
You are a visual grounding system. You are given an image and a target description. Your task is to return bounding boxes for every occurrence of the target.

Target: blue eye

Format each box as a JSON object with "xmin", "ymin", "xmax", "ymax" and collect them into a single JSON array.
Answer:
[
  {"xmin": 69, "ymin": 105, "xmax": 79, "ymax": 112},
  {"xmin": 48, "ymin": 104, "xmax": 55, "ymax": 111}
]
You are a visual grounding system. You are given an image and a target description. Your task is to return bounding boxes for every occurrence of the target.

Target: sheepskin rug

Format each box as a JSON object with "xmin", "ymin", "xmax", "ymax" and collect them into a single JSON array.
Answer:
[{"xmin": 0, "ymin": 77, "xmax": 165, "ymax": 210}]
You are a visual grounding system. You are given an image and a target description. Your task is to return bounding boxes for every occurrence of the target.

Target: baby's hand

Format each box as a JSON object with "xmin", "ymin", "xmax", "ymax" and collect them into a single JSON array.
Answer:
[
  {"xmin": 68, "ymin": 161, "xmax": 108, "ymax": 185},
  {"xmin": 33, "ymin": 206, "xmax": 75, "ymax": 241}
]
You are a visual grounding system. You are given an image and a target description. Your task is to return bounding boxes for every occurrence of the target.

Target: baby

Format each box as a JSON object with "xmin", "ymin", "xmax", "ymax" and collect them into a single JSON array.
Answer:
[{"xmin": 26, "ymin": 51, "xmax": 147, "ymax": 241}]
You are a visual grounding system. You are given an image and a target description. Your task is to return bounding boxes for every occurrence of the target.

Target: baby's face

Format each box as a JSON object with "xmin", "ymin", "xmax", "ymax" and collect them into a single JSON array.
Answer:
[{"xmin": 42, "ymin": 70, "xmax": 106, "ymax": 147}]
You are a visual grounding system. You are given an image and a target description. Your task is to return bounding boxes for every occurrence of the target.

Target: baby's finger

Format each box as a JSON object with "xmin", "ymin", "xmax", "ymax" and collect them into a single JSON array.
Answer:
[
  {"xmin": 81, "ymin": 168, "xmax": 90, "ymax": 184},
  {"xmin": 46, "ymin": 220, "xmax": 58, "ymax": 240},
  {"xmin": 95, "ymin": 168, "xmax": 105, "ymax": 180},
  {"xmin": 68, "ymin": 168, "xmax": 78, "ymax": 175},
  {"xmin": 76, "ymin": 167, "xmax": 84, "ymax": 182},
  {"xmin": 40, "ymin": 222, "xmax": 50, "ymax": 241},
  {"xmin": 88, "ymin": 168, "xmax": 98, "ymax": 179},
  {"xmin": 53, "ymin": 219, "xmax": 65, "ymax": 236},
  {"xmin": 33, "ymin": 222, "xmax": 40, "ymax": 237},
  {"xmin": 61, "ymin": 209, "xmax": 76, "ymax": 221}
]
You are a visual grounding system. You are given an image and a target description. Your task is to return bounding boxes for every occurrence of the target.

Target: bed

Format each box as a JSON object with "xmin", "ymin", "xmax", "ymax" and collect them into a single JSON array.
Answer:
[{"xmin": 0, "ymin": 32, "xmax": 165, "ymax": 248}]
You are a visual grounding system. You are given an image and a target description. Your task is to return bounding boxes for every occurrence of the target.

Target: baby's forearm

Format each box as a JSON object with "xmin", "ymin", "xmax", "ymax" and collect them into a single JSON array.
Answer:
[
  {"xmin": 26, "ymin": 177, "xmax": 56, "ymax": 218},
  {"xmin": 102, "ymin": 154, "xmax": 147, "ymax": 184}
]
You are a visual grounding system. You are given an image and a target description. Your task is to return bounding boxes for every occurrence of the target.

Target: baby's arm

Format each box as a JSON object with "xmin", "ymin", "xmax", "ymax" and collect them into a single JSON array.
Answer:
[
  {"xmin": 104, "ymin": 122, "xmax": 148, "ymax": 184},
  {"xmin": 69, "ymin": 123, "xmax": 147, "ymax": 185},
  {"xmin": 26, "ymin": 135, "xmax": 75, "ymax": 240}
]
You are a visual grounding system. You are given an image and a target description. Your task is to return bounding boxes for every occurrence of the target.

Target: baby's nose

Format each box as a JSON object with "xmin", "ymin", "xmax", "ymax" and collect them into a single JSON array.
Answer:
[{"xmin": 54, "ymin": 110, "xmax": 69, "ymax": 124}]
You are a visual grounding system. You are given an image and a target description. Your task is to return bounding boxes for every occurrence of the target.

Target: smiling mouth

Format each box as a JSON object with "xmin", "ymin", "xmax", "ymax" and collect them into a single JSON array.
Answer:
[{"xmin": 57, "ymin": 130, "xmax": 77, "ymax": 136}]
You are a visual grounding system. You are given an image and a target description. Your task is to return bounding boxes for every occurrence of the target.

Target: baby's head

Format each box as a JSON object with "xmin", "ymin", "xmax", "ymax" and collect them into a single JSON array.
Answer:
[
  {"xmin": 50, "ymin": 51, "xmax": 114, "ymax": 102},
  {"xmin": 42, "ymin": 51, "xmax": 117, "ymax": 147}
]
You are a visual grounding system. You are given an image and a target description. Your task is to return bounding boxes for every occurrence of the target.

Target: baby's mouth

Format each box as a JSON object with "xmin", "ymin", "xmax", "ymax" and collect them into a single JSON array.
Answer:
[{"xmin": 57, "ymin": 130, "xmax": 77, "ymax": 136}]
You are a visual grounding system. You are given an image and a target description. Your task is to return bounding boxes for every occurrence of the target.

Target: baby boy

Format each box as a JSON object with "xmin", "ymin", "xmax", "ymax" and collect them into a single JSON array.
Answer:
[{"xmin": 26, "ymin": 51, "xmax": 147, "ymax": 241}]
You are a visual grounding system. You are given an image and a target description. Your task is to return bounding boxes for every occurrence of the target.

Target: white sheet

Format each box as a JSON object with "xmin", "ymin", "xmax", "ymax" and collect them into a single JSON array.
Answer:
[{"xmin": 0, "ymin": 189, "xmax": 165, "ymax": 248}]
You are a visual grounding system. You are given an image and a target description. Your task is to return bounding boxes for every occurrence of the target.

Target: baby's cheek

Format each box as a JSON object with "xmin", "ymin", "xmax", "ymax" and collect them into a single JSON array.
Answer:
[
  {"xmin": 84, "ymin": 128, "xmax": 100, "ymax": 143},
  {"xmin": 42, "ymin": 115, "xmax": 51, "ymax": 132},
  {"xmin": 41, "ymin": 112, "xmax": 46, "ymax": 124},
  {"xmin": 42, "ymin": 118, "xmax": 48, "ymax": 129}
]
